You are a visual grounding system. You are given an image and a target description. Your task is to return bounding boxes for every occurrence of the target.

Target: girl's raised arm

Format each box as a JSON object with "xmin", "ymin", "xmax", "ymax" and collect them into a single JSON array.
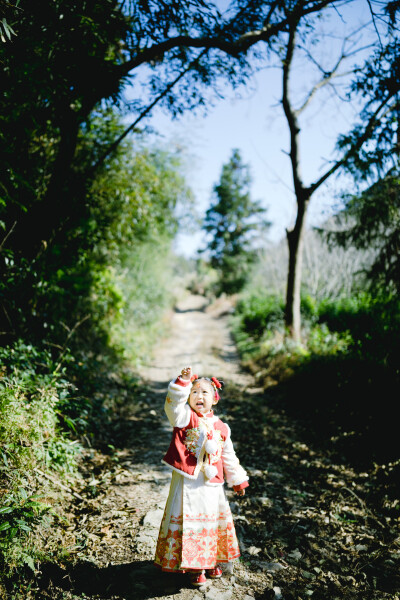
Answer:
[{"xmin": 164, "ymin": 368, "xmax": 192, "ymax": 428}]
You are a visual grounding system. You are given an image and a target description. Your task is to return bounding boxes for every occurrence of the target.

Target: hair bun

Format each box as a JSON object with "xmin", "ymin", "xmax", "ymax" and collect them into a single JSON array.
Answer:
[{"xmin": 211, "ymin": 377, "xmax": 224, "ymax": 390}]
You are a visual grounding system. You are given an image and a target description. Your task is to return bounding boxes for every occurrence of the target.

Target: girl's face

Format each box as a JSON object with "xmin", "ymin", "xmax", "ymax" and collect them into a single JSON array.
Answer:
[{"xmin": 188, "ymin": 379, "xmax": 217, "ymax": 415}]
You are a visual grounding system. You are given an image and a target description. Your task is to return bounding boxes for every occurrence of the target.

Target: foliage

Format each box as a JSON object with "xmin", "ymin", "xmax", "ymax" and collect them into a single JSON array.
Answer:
[
  {"xmin": 331, "ymin": 17, "xmax": 399, "ymax": 297},
  {"xmin": 235, "ymin": 292, "xmax": 285, "ymax": 339},
  {"xmin": 0, "ymin": 341, "xmax": 83, "ymax": 574},
  {"xmin": 0, "ymin": 0, "xmax": 335, "ymax": 344},
  {"xmin": 202, "ymin": 149, "xmax": 270, "ymax": 295},
  {"xmin": 328, "ymin": 171, "xmax": 400, "ymax": 294},
  {"xmin": 0, "ymin": 1, "xmax": 18, "ymax": 43},
  {"xmin": 336, "ymin": 39, "xmax": 399, "ymax": 181},
  {"xmin": 233, "ymin": 289, "xmax": 400, "ymax": 465},
  {"xmin": 1, "ymin": 105, "xmax": 190, "ymax": 352},
  {"xmin": 106, "ymin": 237, "xmax": 180, "ymax": 365}
]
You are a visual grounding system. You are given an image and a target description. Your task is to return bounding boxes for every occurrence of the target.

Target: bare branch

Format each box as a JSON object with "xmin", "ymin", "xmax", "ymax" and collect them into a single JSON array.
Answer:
[
  {"xmin": 0, "ymin": 220, "xmax": 17, "ymax": 252},
  {"xmin": 116, "ymin": 0, "xmax": 336, "ymax": 77},
  {"xmin": 92, "ymin": 49, "xmax": 208, "ymax": 172},
  {"xmin": 295, "ymin": 71, "xmax": 340, "ymax": 116},
  {"xmin": 281, "ymin": 17, "xmax": 305, "ymax": 201},
  {"xmin": 308, "ymin": 91, "xmax": 398, "ymax": 194},
  {"xmin": 295, "ymin": 29, "xmax": 374, "ymax": 115},
  {"xmin": 366, "ymin": 0, "xmax": 384, "ymax": 49}
]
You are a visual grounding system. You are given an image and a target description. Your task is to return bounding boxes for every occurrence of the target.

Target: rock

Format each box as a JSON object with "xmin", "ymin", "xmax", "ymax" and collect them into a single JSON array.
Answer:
[
  {"xmin": 222, "ymin": 562, "xmax": 235, "ymax": 574},
  {"xmin": 143, "ymin": 508, "xmax": 164, "ymax": 528},
  {"xmin": 134, "ymin": 530, "xmax": 157, "ymax": 553},
  {"xmin": 273, "ymin": 586, "xmax": 282, "ymax": 599},
  {"xmin": 287, "ymin": 548, "xmax": 302, "ymax": 560},
  {"xmin": 255, "ymin": 496, "xmax": 272, "ymax": 506},
  {"xmin": 247, "ymin": 545, "xmax": 262, "ymax": 555},
  {"xmin": 205, "ymin": 588, "xmax": 232, "ymax": 600},
  {"xmin": 198, "ymin": 579, "xmax": 212, "ymax": 592},
  {"xmin": 234, "ymin": 515, "xmax": 250, "ymax": 524},
  {"xmin": 259, "ymin": 561, "xmax": 286, "ymax": 572}
]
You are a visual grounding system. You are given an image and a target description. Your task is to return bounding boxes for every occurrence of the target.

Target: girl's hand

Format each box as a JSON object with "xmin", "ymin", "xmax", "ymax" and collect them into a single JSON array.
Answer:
[
  {"xmin": 236, "ymin": 489, "xmax": 245, "ymax": 496},
  {"xmin": 181, "ymin": 366, "xmax": 192, "ymax": 381}
]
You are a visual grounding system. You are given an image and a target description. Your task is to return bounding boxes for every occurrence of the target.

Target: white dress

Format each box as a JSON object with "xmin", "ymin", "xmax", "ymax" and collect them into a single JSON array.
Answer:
[{"xmin": 154, "ymin": 379, "xmax": 247, "ymax": 572}]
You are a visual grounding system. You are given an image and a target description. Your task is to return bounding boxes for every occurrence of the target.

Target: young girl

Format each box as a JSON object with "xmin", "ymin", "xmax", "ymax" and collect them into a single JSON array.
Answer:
[{"xmin": 154, "ymin": 366, "xmax": 249, "ymax": 586}]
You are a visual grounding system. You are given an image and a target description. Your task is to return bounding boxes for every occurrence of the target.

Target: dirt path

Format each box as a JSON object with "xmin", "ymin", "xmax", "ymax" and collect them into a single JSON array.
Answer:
[
  {"xmin": 130, "ymin": 293, "xmax": 262, "ymax": 599},
  {"xmin": 139, "ymin": 294, "xmax": 254, "ymax": 389},
  {"xmin": 39, "ymin": 294, "xmax": 266, "ymax": 600},
  {"xmin": 37, "ymin": 294, "xmax": 399, "ymax": 600}
]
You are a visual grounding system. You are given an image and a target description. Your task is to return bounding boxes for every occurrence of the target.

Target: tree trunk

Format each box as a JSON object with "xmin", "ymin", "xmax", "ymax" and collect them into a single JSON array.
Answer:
[{"xmin": 285, "ymin": 195, "xmax": 309, "ymax": 342}]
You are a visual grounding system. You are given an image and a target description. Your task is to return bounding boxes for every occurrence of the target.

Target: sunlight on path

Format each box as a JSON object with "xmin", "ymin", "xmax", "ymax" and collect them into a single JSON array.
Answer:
[{"xmin": 140, "ymin": 293, "xmax": 253, "ymax": 387}]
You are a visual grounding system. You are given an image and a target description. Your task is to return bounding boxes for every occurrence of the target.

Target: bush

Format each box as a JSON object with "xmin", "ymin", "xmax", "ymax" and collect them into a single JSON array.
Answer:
[
  {"xmin": 235, "ymin": 293, "xmax": 285, "ymax": 339},
  {"xmin": 317, "ymin": 293, "xmax": 400, "ymax": 365},
  {"xmin": 233, "ymin": 290, "xmax": 400, "ymax": 465},
  {"xmin": 0, "ymin": 342, "xmax": 83, "ymax": 574}
]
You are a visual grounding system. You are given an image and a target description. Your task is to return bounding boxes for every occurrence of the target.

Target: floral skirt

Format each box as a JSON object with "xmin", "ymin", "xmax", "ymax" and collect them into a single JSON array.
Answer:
[{"xmin": 154, "ymin": 470, "xmax": 240, "ymax": 572}]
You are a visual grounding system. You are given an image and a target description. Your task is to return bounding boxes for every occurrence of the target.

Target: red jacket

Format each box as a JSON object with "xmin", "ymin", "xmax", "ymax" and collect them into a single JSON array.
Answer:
[{"xmin": 162, "ymin": 378, "xmax": 249, "ymax": 490}]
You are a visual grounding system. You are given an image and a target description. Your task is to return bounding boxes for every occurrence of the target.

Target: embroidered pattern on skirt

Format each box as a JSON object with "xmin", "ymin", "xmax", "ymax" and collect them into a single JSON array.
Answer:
[{"xmin": 154, "ymin": 471, "xmax": 240, "ymax": 572}]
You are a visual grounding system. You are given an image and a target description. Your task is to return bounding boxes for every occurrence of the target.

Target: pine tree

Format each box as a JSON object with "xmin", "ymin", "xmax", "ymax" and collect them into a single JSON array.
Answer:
[{"xmin": 203, "ymin": 149, "xmax": 269, "ymax": 294}]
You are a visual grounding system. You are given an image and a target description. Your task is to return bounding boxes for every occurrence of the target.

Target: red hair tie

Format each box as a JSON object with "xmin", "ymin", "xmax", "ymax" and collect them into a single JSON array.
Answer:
[
  {"xmin": 190, "ymin": 374, "xmax": 198, "ymax": 382},
  {"xmin": 211, "ymin": 377, "xmax": 222, "ymax": 389}
]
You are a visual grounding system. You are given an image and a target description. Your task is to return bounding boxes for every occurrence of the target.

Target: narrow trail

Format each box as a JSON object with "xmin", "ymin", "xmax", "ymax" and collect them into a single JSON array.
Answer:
[
  {"xmin": 130, "ymin": 293, "xmax": 261, "ymax": 599},
  {"xmin": 41, "ymin": 294, "xmax": 264, "ymax": 600},
  {"xmin": 38, "ymin": 294, "xmax": 399, "ymax": 600},
  {"xmin": 139, "ymin": 294, "xmax": 253, "ymax": 387}
]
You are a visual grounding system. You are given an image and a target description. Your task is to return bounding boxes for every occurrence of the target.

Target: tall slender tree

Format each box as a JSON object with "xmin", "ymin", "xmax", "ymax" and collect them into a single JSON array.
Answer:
[
  {"xmin": 203, "ymin": 149, "xmax": 269, "ymax": 294},
  {"xmin": 272, "ymin": 4, "xmax": 398, "ymax": 341}
]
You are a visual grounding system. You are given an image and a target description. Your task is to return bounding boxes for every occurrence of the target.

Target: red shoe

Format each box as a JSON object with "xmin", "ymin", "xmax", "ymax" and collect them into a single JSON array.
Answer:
[
  {"xmin": 189, "ymin": 571, "xmax": 207, "ymax": 586},
  {"xmin": 208, "ymin": 566, "xmax": 222, "ymax": 579}
]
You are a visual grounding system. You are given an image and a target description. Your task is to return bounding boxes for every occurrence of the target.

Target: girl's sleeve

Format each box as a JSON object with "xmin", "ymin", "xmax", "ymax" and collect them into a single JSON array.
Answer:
[
  {"xmin": 164, "ymin": 377, "xmax": 192, "ymax": 428},
  {"xmin": 222, "ymin": 424, "xmax": 249, "ymax": 490}
]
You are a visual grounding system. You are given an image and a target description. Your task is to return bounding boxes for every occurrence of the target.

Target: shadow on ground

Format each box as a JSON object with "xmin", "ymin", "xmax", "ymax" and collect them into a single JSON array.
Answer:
[{"xmin": 40, "ymin": 560, "xmax": 188, "ymax": 599}]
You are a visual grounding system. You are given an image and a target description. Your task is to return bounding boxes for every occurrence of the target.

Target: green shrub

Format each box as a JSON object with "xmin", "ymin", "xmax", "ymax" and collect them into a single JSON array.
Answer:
[
  {"xmin": 235, "ymin": 293, "xmax": 285, "ymax": 339},
  {"xmin": 0, "ymin": 342, "xmax": 82, "ymax": 574},
  {"xmin": 300, "ymin": 294, "xmax": 319, "ymax": 323},
  {"xmin": 107, "ymin": 237, "xmax": 179, "ymax": 365},
  {"xmin": 317, "ymin": 293, "xmax": 400, "ymax": 364},
  {"xmin": 233, "ymin": 289, "xmax": 400, "ymax": 465},
  {"xmin": 307, "ymin": 324, "xmax": 353, "ymax": 355}
]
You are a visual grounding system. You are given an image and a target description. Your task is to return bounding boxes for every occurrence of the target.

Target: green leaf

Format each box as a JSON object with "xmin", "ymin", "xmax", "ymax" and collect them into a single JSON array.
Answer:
[
  {"xmin": 19, "ymin": 487, "xmax": 28, "ymax": 500},
  {"xmin": 0, "ymin": 507, "xmax": 13, "ymax": 514},
  {"xmin": 1, "ymin": 19, "xmax": 12, "ymax": 40},
  {"xmin": 0, "ymin": 522, "xmax": 11, "ymax": 531},
  {"xmin": 23, "ymin": 555, "xmax": 35, "ymax": 572}
]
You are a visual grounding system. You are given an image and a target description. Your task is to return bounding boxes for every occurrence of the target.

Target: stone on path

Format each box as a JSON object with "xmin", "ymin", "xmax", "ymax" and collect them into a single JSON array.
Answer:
[
  {"xmin": 205, "ymin": 587, "xmax": 233, "ymax": 600},
  {"xmin": 143, "ymin": 508, "xmax": 164, "ymax": 528},
  {"xmin": 259, "ymin": 561, "xmax": 286, "ymax": 573}
]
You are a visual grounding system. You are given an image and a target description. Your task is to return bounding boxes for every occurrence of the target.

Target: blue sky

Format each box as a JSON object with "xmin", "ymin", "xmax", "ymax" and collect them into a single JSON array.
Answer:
[{"xmin": 125, "ymin": 0, "xmax": 376, "ymax": 257}]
